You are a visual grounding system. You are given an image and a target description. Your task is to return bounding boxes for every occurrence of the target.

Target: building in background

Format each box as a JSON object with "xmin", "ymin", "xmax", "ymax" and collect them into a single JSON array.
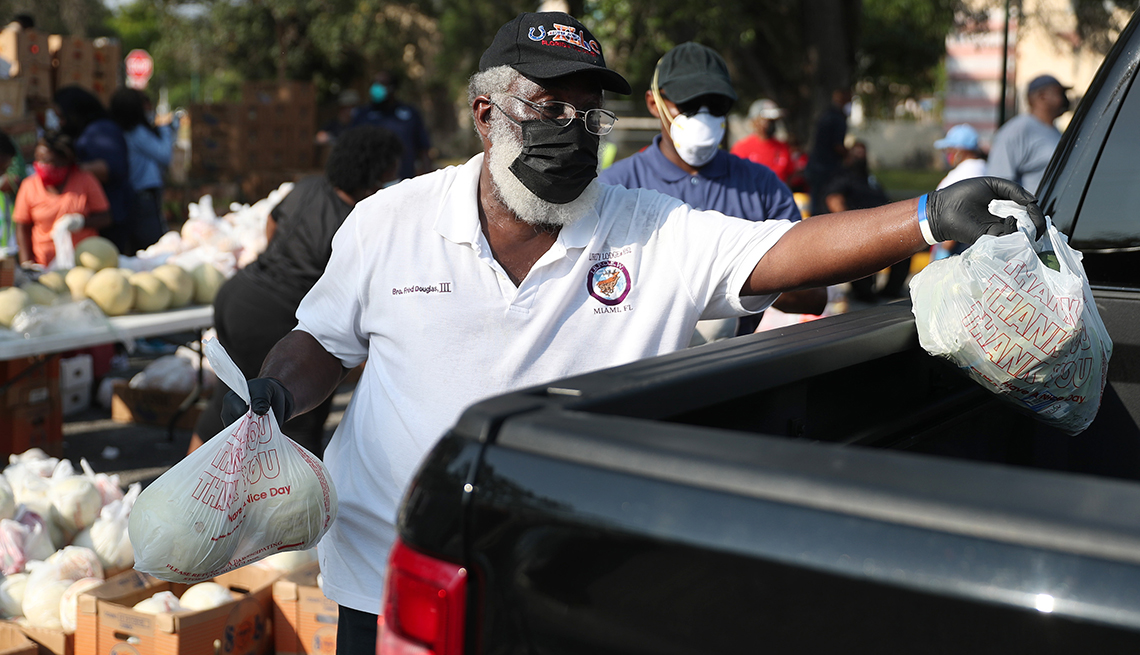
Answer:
[{"xmin": 944, "ymin": 0, "xmax": 1130, "ymax": 150}]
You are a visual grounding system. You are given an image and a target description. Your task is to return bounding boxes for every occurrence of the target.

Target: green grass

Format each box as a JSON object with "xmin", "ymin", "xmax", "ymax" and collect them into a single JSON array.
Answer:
[{"xmin": 875, "ymin": 168, "xmax": 945, "ymax": 200}]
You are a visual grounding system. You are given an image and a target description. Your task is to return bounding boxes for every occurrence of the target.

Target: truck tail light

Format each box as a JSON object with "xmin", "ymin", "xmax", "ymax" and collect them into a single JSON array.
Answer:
[{"xmin": 378, "ymin": 537, "xmax": 467, "ymax": 655}]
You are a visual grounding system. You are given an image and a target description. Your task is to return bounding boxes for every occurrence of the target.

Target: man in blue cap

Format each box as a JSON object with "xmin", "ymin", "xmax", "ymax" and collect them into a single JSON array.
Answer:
[
  {"xmin": 213, "ymin": 13, "xmax": 1045, "ymax": 652},
  {"xmin": 988, "ymin": 74, "xmax": 1071, "ymax": 193}
]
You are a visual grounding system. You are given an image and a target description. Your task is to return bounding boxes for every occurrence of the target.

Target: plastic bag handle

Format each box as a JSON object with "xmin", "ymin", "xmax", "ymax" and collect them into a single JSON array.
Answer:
[{"xmin": 204, "ymin": 338, "xmax": 250, "ymax": 403}]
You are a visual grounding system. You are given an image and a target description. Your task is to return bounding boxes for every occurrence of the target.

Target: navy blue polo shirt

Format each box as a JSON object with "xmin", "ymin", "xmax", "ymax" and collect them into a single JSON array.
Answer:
[{"xmin": 598, "ymin": 135, "xmax": 800, "ymax": 223}]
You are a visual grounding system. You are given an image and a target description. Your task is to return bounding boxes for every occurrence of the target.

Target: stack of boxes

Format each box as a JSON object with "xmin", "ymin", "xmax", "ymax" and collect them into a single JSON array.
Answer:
[
  {"xmin": 0, "ymin": 28, "xmax": 123, "ymax": 157},
  {"xmin": 59, "ymin": 353, "xmax": 93, "ymax": 417},
  {"xmin": 0, "ymin": 27, "xmax": 52, "ymax": 106},
  {"xmin": 0, "ymin": 354, "xmax": 63, "ymax": 456},
  {"xmin": 90, "ymin": 38, "xmax": 122, "ymax": 107},
  {"xmin": 189, "ymin": 81, "xmax": 319, "ymax": 197}
]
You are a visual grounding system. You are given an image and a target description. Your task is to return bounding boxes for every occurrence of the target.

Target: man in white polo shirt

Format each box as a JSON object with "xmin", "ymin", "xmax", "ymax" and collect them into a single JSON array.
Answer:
[{"xmin": 221, "ymin": 11, "xmax": 1045, "ymax": 651}]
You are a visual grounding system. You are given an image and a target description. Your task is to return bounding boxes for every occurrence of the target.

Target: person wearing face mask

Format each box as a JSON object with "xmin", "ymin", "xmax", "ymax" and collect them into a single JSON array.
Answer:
[
  {"xmin": 209, "ymin": 13, "xmax": 1045, "ymax": 651},
  {"xmin": 53, "ymin": 86, "xmax": 134, "ymax": 254},
  {"xmin": 349, "ymin": 71, "xmax": 432, "ymax": 180},
  {"xmin": 13, "ymin": 131, "xmax": 111, "ymax": 267},
  {"xmin": 731, "ymin": 99, "xmax": 794, "ymax": 184},
  {"xmin": 987, "ymin": 74, "xmax": 1071, "ymax": 194},
  {"xmin": 600, "ymin": 42, "xmax": 824, "ymax": 339}
]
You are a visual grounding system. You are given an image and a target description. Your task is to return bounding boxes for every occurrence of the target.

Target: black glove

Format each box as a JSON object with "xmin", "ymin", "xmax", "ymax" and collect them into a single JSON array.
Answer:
[
  {"xmin": 220, "ymin": 377, "xmax": 294, "ymax": 429},
  {"xmin": 926, "ymin": 176, "xmax": 1046, "ymax": 245}
]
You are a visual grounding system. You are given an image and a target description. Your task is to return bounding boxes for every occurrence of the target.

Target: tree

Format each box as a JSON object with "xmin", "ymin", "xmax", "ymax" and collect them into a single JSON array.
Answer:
[
  {"xmin": 584, "ymin": 0, "xmax": 861, "ymax": 146},
  {"xmin": 857, "ymin": 0, "xmax": 957, "ymax": 119}
]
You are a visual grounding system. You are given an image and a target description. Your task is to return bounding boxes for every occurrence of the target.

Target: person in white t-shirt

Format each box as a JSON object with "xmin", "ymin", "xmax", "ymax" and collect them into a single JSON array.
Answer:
[
  {"xmin": 218, "ymin": 11, "xmax": 1046, "ymax": 651},
  {"xmin": 932, "ymin": 123, "xmax": 989, "ymax": 259}
]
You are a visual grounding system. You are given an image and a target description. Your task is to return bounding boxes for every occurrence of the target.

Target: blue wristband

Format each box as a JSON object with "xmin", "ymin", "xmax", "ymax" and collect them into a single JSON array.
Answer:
[{"xmin": 916, "ymin": 193, "xmax": 936, "ymax": 245}]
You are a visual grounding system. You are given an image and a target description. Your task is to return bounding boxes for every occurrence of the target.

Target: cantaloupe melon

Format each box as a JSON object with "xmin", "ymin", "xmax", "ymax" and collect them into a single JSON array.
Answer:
[
  {"xmin": 85, "ymin": 269, "xmax": 134, "ymax": 316},
  {"xmin": 191, "ymin": 264, "xmax": 225, "ymax": 305},
  {"xmin": 74, "ymin": 237, "xmax": 119, "ymax": 271},
  {"xmin": 129, "ymin": 272, "xmax": 171, "ymax": 313},
  {"xmin": 151, "ymin": 264, "xmax": 194, "ymax": 308},
  {"xmin": 64, "ymin": 267, "xmax": 96, "ymax": 301},
  {"xmin": 0, "ymin": 287, "xmax": 31, "ymax": 327},
  {"xmin": 20, "ymin": 282, "xmax": 57, "ymax": 306},
  {"xmin": 36, "ymin": 272, "xmax": 67, "ymax": 295}
]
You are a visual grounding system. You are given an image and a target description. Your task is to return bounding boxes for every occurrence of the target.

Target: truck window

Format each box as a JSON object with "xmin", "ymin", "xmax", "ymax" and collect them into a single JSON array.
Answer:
[{"xmin": 1069, "ymin": 69, "xmax": 1140, "ymax": 286}]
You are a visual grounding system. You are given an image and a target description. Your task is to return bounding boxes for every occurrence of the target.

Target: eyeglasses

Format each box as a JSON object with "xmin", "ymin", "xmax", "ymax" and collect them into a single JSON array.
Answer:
[{"xmin": 495, "ymin": 95, "xmax": 617, "ymax": 135}]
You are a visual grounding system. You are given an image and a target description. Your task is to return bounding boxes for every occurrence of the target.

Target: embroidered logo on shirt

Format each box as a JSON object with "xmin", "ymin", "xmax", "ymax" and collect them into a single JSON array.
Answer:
[{"xmin": 587, "ymin": 261, "xmax": 630, "ymax": 306}]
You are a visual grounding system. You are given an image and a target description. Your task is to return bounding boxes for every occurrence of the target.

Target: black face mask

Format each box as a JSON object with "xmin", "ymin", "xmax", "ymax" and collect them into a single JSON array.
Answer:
[{"xmin": 508, "ymin": 119, "xmax": 600, "ymax": 205}]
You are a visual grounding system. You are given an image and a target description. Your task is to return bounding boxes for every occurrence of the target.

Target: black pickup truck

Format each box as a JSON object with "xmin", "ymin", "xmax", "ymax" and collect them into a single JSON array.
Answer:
[{"xmin": 380, "ymin": 13, "xmax": 1140, "ymax": 655}]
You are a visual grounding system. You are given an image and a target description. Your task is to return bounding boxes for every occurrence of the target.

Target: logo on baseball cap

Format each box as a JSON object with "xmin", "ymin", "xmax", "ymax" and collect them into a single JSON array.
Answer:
[{"xmin": 479, "ymin": 12, "xmax": 632, "ymax": 95}]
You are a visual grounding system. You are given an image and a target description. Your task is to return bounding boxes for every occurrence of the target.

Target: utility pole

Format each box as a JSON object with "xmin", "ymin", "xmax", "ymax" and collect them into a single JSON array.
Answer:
[{"xmin": 998, "ymin": 0, "xmax": 1011, "ymax": 126}]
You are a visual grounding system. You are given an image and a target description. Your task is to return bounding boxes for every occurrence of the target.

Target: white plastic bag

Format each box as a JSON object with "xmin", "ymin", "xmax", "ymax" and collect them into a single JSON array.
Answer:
[
  {"xmin": 71, "ymin": 483, "xmax": 140, "ymax": 571},
  {"xmin": 911, "ymin": 201, "xmax": 1113, "ymax": 435},
  {"xmin": 129, "ymin": 339, "xmax": 338, "ymax": 583}
]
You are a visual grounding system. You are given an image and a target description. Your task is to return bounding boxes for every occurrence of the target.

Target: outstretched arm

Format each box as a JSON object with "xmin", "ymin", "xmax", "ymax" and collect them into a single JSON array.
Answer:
[{"xmin": 744, "ymin": 177, "xmax": 1044, "ymax": 296}]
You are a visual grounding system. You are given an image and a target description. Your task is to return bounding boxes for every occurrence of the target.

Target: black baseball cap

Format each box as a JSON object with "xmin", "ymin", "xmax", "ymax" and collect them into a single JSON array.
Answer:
[
  {"xmin": 479, "ymin": 12, "xmax": 632, "ymax": 95},
  {"xmin": 656, "ymin": 42, "xmax": 737, "ymax": 104},
  {"xmin": 1027, "ymin": 74, "xmax": 1071, "ymax": 95}
]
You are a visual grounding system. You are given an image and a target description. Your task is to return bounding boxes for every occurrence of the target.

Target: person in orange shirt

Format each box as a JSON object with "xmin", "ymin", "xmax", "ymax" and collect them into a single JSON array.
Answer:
[
  {"xmin": 731, "ymin": 99, "xmax": 793, "ymax": 183},
  {"xmin": 13, "ymin": 132, "xmax": 111, "ymax": 267}
]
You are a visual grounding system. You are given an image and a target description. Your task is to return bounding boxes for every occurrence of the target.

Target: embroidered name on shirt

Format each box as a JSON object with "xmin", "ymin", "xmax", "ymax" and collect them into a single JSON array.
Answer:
[
  {"xmin": 392, "ymin": 283, "xmax": 453, "ymax": 295},
  {"xmin": 590, "ymin": 247, "xmax": 631, "ymax": 261}
]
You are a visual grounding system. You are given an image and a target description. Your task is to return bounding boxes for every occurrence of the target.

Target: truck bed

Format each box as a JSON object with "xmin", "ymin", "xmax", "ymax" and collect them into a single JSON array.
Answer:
[{"xmin": 421, "ymin": 299, "xmax": 1140, "ymax": 653}]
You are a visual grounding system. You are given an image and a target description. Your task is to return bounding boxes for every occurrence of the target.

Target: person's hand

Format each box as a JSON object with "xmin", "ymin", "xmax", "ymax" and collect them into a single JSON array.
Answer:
[
  {"xmin": 926, "ymin": 176, "xmax": 1046, "ymax": 245},
  {"xmin": 220, "ymin": 377, "xmax": 294, "ymax": 429},
  {"xmin": 58, "ymin": 213, "xmax": 84, "ymax": 232}
]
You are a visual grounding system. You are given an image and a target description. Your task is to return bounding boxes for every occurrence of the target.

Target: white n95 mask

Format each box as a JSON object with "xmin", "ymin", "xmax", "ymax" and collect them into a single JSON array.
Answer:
[{"xmin": 669, "ymin": 108, "xmax": 725, "ymax": 167}]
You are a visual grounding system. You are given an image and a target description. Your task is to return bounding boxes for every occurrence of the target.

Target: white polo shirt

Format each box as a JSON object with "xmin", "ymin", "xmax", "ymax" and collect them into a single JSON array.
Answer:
[{"xmin": 295, "ymin": 153, "xmax": 795, "ymax": 613}]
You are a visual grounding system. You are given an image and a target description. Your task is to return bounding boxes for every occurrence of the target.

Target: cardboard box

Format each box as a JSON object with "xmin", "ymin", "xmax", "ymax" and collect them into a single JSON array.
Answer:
[
  {"xmin": 271, "ymin": 563, "xmax": 337, "ymax": 655},
  {"xmin": 109, "ymin": 381, "xmax": 202, "ymax": 431},
  {"xmin": 60, "ymin": 354, "xmax": 93, "ymax": 390},
  {"xmin": 51, "ymin": 36, "xmax": 95, "ymax": 91},
  {"xmin": 2, "ymin": 355, "xmax": 59, "ymax": 408},
  {"xmin": 61, "ymin": 384, "xmax": 91, "ymax": 417},
  {"xmin": 0, "ymin": 28, "xmax": 51, "ymax": 78},
  {"xmin": 0, "ymin": 624, "xmax": 37, "ymax": 655},
  {"xmin": 0, "ymin": 257, "xmax": 14, "ymax": 288},
  {"xmin": 13, "ymin": 623, "xmax": 72, "ymax": 655},
  {"xmin": 0, "ymin": 78, "xmax": 26, "ymax": 121},
  {"xmin": 75, "ymin": 567, "xmax": 281, "ymax": 655}
]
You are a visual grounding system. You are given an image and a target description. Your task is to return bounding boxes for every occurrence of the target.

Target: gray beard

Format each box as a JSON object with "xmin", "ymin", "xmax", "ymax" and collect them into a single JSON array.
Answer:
[{"xmin": 487, "ymin": 116, "xmax": 602, "ymax": 228}]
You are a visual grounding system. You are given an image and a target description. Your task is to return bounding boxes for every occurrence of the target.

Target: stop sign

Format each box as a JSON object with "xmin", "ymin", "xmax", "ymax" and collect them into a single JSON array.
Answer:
[{"xmin": 125, "ymin": 49, "xmax": 153, "ymax": 89}]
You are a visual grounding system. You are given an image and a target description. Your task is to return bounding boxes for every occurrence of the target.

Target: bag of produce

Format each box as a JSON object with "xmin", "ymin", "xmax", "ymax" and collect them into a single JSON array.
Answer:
[
  {"xmin": 910, "ymin": 201, "xmax": 1113, "ymax": 435},
  {"xmin": 129, "ymin": 339, "xmax": 337, "ymax": 583}
]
